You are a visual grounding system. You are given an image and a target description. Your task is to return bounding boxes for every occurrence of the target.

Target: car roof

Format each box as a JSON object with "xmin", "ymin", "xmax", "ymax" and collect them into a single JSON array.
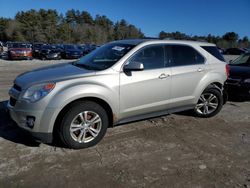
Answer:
[{"xmin": 111, "ymin": 39, "xmax": 215, "ymax": 46}]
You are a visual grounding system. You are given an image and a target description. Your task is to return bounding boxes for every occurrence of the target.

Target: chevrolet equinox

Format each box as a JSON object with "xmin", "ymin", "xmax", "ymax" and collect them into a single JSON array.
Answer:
[{"xmin": 8, "ymin": 39, "xmax": 229, "ymax": 149}]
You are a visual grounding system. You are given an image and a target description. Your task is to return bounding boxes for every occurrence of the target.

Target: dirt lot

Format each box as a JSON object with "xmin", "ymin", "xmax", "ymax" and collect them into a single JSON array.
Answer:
[{"xmin": 0, "ymin": 57, "xmax": 250, "ymax": 188}]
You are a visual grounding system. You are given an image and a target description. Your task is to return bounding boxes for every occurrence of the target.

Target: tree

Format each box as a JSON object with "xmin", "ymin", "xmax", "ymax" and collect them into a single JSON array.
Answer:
[
  {"xmin": 0, "ymin": 18, "xmax": 10, "ymax": 41},
  {"xmin": 81, "ymin": 11, "xmax": 94, "ymax": 25},
  {"xmin": 222, "ymin": 32, "xmax": 239, "ymax": 47}
]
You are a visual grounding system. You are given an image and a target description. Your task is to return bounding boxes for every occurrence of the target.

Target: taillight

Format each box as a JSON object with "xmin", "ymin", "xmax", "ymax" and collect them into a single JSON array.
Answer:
[{"xmin": 225, "ymin": 64, "xmax": 230, "ymax": 77}]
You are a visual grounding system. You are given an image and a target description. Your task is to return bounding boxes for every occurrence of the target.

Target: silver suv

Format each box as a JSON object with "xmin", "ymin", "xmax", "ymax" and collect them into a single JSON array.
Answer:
[{"xmin": 8, "ymin": 39, "xmax": 228, "ymax": 149}]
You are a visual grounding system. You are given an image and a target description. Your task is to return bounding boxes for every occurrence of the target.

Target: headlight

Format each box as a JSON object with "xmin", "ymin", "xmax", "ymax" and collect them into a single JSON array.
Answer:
[
  {"xmin": 22, "ymin": 83, "xmax": 56, "ymax": 102},
  {"xmin": 244, "ymin": 79, "xmax": 250, "ymax": 83}
]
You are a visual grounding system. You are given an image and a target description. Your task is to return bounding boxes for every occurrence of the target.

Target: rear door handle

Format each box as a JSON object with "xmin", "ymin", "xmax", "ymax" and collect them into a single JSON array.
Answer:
[
  {"xmin": 197, "ymin": 68, "xmax": 204, "ymax": 72},
  {"xmin": 159, "ymin": 73, "xmax": 170, "ymax": 79}
]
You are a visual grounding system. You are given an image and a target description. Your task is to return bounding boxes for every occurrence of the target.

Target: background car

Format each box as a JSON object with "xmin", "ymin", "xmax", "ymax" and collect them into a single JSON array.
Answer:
[
  {"xmin": 62, "ymin": 44, "xmax": 83, "ymax": 59},
  {"xmin": 38, "ymin": 44, "xmax": 62, "ymax": 60},
  {"xmin": 224, "ymin": 48, "xmax": 247, "ymax": 55},
  {"xmin": 226, "ymin": 53, "xmax": 250, "ymax": 100},
  {"xmin": 243, "ymin": 48, "xmax": 250, "ymax": 52},
  {"xmin": 78, "ymin": 44, "xmax": 98, "ymax": 56},
  {"xmin": 32, "ymin": 43, "xmax": 47, "ymax": 58},
  {"xmin": 217, "ymin": 47, "xmax": 225, "ymax": 54},
  {"xmin": 8, "ymin": 42, "xmax": 33, "ymax": 60},
  {"xmin": 0, "ymin": 41, "xmax": 3, "ymax": 54}
]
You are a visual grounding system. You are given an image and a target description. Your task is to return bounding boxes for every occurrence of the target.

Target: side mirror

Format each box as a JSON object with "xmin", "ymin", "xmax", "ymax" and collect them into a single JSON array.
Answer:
[{"xmin": 123, "ymin": 61, "xmax": 144, "ymax": 71}]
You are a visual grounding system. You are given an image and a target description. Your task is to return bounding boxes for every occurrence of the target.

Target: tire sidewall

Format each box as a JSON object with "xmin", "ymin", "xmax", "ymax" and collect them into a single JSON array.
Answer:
[{"xmin": 60, "ymin": 101, "xmax": 109, "ymax": 149}]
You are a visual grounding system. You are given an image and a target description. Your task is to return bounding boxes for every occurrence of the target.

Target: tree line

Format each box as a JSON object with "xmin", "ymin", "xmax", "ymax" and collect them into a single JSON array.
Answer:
[
  {"xmin": 159, "ymin": 31, "xmax": 249, "ymax": 49},
  {"xmin": 0, "ymin": 9, "xmax": 144, "ymax": 44},
  {"xmin": 0, "ymin": 9, "xmax": 249, "ymax": 49}
]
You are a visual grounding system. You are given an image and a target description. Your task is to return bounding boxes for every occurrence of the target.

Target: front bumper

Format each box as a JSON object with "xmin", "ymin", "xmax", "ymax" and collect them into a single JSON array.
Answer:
[
  {"xmin": 42, "ymin": 53, "xmax": 61, "ymax": 60},
  {"xmin": 47, "ymin": 53, "xmax": 60, "ymax": 59},
  {"xmin": 7, "ymin": 101, "xmax": 54, "ymax": 143},
  {"xmin": 10, "ymin": 55, "xmax": 32, "ymax": 60}
]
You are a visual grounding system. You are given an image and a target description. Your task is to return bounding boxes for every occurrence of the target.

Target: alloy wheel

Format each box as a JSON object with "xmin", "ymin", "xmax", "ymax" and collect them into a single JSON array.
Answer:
[
  {"xmin": 195, "ymin": 93, "xmax": 219, "ymax": 115},
  {"xmin": 69, "ymin": 111, "xmax": 102, "ymax": 143}
]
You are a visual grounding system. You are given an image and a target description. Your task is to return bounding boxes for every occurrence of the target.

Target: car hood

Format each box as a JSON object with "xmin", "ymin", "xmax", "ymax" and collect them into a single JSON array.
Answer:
[
  {"xmin": 14, "ymin": 63, "xmax": 96, "ymax": 89},
  {"xmin": 229, "ymin": 65, "xmax": 250, "ymax": 78}
]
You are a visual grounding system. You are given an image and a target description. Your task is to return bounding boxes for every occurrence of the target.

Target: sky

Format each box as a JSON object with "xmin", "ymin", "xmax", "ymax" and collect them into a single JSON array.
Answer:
[{"xmin": 0, "ymin": 0, "xmax": 249, "ymax": 38}]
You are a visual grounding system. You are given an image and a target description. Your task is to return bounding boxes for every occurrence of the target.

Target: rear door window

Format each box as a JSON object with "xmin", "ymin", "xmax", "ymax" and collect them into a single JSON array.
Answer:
[
  {"xmin": 167, "ymin": 45, "xmax": 205, "ymax": 66},
  {"xmin": 201, "ymin": 46, "xmax": 225, "ymax": 62}
]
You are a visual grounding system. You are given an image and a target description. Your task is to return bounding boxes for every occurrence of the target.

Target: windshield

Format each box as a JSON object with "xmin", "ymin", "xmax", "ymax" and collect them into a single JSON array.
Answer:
[
  {"xmin": 229, "ymin": 53, "xmax": 250, "ymax": 66},
  {"xmin": 42, "ymin": 45, "xmax": 51, "ymax": 50},
  {"xmin": 11, "ymin": 43, "xmax": 30, "ymax": 48},
  {"xmin": 74, "ymin": 43, "xmax": 135, "ymax": 70}
]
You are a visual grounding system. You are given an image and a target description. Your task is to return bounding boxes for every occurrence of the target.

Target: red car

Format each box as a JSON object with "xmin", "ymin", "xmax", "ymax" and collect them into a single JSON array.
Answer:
[{"xmin": 8, "ymin": 43, "xmax": 33, "ymax": 60}]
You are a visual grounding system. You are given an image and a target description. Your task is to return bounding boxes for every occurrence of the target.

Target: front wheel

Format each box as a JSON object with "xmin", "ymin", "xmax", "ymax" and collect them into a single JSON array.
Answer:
[
  {"xmin": 59, "ymin": 101, "xmax": 109, "ymax": 149},
  {"xmin": 194, "ymin": 88, "xmax": 223, "ymax": 118}
]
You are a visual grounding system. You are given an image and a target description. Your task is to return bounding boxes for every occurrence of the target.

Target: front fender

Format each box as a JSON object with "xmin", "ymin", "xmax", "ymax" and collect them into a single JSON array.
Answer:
[{"xmin": 43, "ymin": 83, "xmax": 119, "ymax": 133}]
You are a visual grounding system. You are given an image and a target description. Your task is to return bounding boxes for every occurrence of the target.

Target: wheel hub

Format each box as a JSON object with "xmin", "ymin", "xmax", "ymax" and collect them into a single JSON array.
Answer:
[
  {"xmin": 195, "ymin": 93, "xmax": 219, "ymax": 115},
  {"xmin": 69, "ymin": 111, "xmax": 102, "ymax": 143}
]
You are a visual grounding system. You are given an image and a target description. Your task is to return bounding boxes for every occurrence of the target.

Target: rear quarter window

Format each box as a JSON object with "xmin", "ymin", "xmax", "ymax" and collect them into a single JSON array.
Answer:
[{"xmin": 201, "ymin": 46, "xmax": 225, "ymax": 62}]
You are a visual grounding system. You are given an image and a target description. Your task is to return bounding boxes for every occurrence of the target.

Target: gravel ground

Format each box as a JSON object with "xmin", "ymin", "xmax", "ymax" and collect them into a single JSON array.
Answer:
[{"xmin": 0, "ymin": 56, "xmax": 250, "ymax": 188}]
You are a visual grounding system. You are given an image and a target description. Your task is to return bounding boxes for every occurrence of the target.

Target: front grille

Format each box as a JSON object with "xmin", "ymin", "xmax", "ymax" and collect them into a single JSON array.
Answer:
[
  {"xmin": 9, "ymin": 97, "xmax": 17, "ymax": 106},
  {"xmin": 13, "ymin": 84, "xmax": 22, "ymax": 92}
]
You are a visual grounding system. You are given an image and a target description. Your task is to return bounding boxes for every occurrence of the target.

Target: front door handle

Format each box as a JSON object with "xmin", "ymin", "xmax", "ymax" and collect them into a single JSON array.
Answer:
[{"xmin": 159, "ymin": 73, "xmax": 170, "ymax": 79}]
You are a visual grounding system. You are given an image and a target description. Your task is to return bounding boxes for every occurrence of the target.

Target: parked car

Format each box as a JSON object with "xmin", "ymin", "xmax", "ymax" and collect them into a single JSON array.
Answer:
[
  {"xmin": 217, "ymin": 47, "xmax": 225, "ymax": 54},
  {"xmin": 8, "ymin": 43, "xmax": 33, "ymax": 60},
  {"xmin": 243, "ymin": 48, "xmax": 250, "ymax": 52},
  {"xmin": 0, "ymin": 41, "xmax": 3, "ymax": 54},
  {"xmin": 62, "ymin": 44, "xmax": 83, "ymax": 59},
  {"xmin": 224, "ymin": 48, "xmax": 247, "ymax": 55},
  {"xmin": 32, "ymin": 43, "xmax": 47, "ymax": 58},
  {"xmin": 8, "ymin": 39, "xmax": 228, "ymax": 149},
  {"xmin": 226, "ymin": 53, "xmax": 250, "ymax": 99},
  {"xmin": 84, "ymin": 44, "xmax": 98, "ymax": 54},
  {"xmin": 39, "ymin": 45, "xmax": 62, "ymax": 60},
  {"xmin": 6, "ymin": 41, "xmax": 13, "ymax": 48}
]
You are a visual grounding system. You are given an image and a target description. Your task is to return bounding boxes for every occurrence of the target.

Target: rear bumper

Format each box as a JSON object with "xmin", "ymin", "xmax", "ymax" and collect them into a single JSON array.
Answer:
[{"xmin": 225, "ymin": 82, "xmax": 250, "ymax": 98}]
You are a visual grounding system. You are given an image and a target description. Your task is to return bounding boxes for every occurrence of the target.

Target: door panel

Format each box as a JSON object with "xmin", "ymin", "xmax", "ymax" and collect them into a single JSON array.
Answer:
[
  {"xmin": 167, "ymin": 44, "xmax": 206, "ymax": 108},
  {"xmin": 170, "ymin": 64, "xmax": 206, "ymax": 107},
  {"xmin": 119, "ymin": 68, "xmax": 171, "ymax": 119}
]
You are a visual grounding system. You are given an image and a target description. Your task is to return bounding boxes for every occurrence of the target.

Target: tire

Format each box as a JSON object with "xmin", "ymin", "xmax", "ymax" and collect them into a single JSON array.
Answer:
[
  {"xmin": 59, "ymin": 101, "xmax": 109, "ymax": 149},
  {"xmin": 193, "ymin": 87, "xmax": 223, "ymax": 118}
]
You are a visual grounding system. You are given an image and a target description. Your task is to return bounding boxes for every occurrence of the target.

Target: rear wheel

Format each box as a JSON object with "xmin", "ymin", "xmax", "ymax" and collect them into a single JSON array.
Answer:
[
  {"xmin": 194, "ymin": 88, "xmax": 223, "ymax": 118},
  {"xmin": 59, "ymin": 101, "xmax": 109, "ymax": 149}
]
